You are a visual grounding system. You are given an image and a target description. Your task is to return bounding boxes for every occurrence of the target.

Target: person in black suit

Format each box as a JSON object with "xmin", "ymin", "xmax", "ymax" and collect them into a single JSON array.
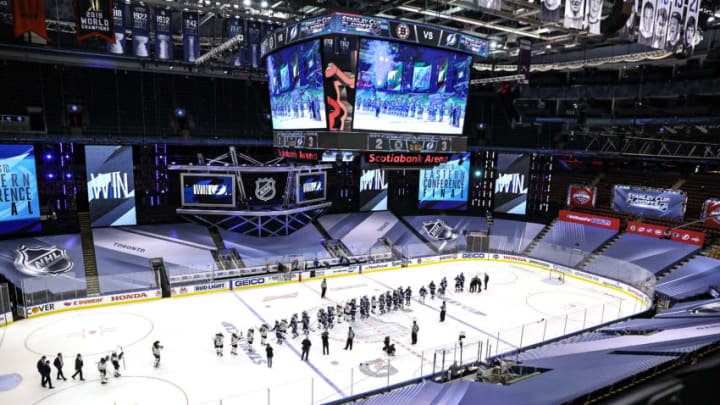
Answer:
[
  {"xmin": 266, "ymin": 344, "xmax": 274, "ymax": 368},
  {"xmin": 41, "ymin": 360, "xmax": 54, "ymax": 389},
  {"xmin": 37, "ymin": 356, "xmax": 47, "ymax": 387},
  {"xmin": 321, "ymin": 331, "xmax": 330, "ymax": 355},
  {"xmin": 53, "ymin": 353, "xmax": 67, "ymax": 381},
  {"xmin": 72, "ymin": 354, "xmax": 85, "ymax": 381},
  {"xmin": 440, "ymin": 301, "xmax": 447, "ymax": 322},
  {"xmin": 301, "ymin": 336, "xmax": 311, "ymax": 361}
]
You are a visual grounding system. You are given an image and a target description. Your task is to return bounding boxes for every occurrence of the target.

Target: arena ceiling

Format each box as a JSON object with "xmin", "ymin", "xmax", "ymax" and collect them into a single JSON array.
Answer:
[{"xmin": 148, "ymin": 0, "xmax": 719, "ymax": 62}]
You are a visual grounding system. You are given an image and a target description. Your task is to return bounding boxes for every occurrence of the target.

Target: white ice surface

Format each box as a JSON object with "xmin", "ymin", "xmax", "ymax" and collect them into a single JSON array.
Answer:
[{"xmin": 0, "ymin": 260, "xmax": 641, "ymax": 405}]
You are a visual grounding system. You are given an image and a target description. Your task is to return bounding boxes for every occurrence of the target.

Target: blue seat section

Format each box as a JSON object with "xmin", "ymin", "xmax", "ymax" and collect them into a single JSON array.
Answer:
[
  {"xmin": 615, "ymin": 334, "xmax": 720, "ymax": 355},
  {"xmin": 529, "ymin": 220, "xmax": 617, "ymax": 266},
  {"xmin": 402, "ymin": 215, "xmax": 488, "ymax": 251},
  {"xmin": 584, "ymin": 233, "xmax": 699, "ymax": 276},
  {"xmin": 488, "ymin": 219, "xmax": 545, "ymax": 253},
  {"xmin": 655, "ymin": 256, "xmax": 720, "ymax": 300},
  {"xmin": 318, "ymin": 212, "xmax": 434, "ymax": 257},
  {"xmin": 600, "ymin": 317, "xmax": 718, "ymax": 333},
  {"xmin": 219, "ymin": 224, "xmax": 331, "ymax": 268},
  {"xmin": 355, "ymin": 381, "xmax": 445, "ymax": 405},
  {"xmin": 0, "ymin": 234, "xmax": 86, "ymax": 296},
  {"xmin": 93, "ymin": 223, "xmax": 217, "ymax": 293},
  {"xmin": 656, "ymin": 298, "xmax": 720, "ymax": 317}
]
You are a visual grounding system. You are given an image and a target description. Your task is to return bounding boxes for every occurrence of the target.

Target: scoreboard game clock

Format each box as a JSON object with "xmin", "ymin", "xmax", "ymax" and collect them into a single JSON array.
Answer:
[{"xmin": 274, "ymin": 131, "xmax": 466, "ymax": 154}]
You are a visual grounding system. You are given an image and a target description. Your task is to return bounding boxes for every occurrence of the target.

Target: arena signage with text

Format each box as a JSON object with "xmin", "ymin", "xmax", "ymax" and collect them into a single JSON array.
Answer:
[{"xmin": 559, "ymin": 210, "xmax": 621, "ymax": 230}]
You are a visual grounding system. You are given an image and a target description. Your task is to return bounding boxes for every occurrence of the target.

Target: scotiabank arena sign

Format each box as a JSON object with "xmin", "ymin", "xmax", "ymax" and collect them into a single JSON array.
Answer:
[{"xmin": 366, "ymin": 153, "xmax": 451, "ymax": 165}]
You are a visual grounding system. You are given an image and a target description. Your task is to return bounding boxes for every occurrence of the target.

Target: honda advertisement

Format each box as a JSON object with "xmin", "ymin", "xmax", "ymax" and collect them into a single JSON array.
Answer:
[
  {"xmin": 567, "ymin": 185, "xmax": 596, "ymax": 208},
  {"xmin": 612, "ymin": 185, "xmax": 686, "ymax": 220}
]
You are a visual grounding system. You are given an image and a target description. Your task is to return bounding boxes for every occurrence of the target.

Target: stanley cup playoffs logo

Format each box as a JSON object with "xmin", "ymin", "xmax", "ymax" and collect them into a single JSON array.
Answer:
[
  {"xmin": 13, "ymin": 245, "xmax": 74, "ymax": 276},
  {"xmin": 255, "ymin": 177, "xmax": 276, "ymax": 202}
]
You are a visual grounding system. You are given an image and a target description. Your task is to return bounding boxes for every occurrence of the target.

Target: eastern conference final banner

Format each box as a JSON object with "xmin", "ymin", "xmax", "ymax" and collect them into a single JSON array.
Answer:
[{"xmin": 0, "ymin": 145, "xmax": 41, "ymax": 234}]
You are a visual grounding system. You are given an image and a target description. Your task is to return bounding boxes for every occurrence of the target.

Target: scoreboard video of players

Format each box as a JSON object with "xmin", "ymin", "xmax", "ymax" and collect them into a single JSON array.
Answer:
[{"xmin": 265, "ymin": 13, "xmax": 484, "ymax": 154}]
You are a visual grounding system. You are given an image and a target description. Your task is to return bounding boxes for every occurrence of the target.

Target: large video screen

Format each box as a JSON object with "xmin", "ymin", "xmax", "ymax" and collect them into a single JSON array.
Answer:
[
  {"xmin": 85, "ymin": 145, "xmax": 137, "ymax": 227},
  {"xmin": 181, "ymin": 174, "xmax": 236, "ymax": 208},
  {"xmin": 296, "ymin": 172, "xmax": 327, "ymax": 204},
  {"xmin": 0, "ymin": 145, "xmax": 41, "ymax": 235},
  {"xmin": 360, "ymin": 168, "xmax": 388, "ymax": 211},
  {"xmin": 418, "ymin": 153, "xmax": 470, "ymax": 210},
  {"xmin": 354, "ymin": 39, "xmax": 471, "ymax": 135},
  {"xmin": 267, "ymin": 40, "xmax": 327, "ymax": 130},
  {"xmin": 494, "ymin": 153, "xmax": 530, "ymax": 215}
]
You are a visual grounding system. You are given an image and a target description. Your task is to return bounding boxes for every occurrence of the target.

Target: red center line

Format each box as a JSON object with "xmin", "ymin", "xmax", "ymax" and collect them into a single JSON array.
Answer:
[{"xmin": 301, "ymin": 282, "xmax": 433, "ymax": 365}]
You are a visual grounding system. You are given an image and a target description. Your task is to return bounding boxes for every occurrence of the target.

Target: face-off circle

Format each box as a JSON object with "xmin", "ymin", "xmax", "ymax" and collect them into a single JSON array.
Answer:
[{"xmin": 25, "ymin": 312, "xmax": 154, "ymax": 357}]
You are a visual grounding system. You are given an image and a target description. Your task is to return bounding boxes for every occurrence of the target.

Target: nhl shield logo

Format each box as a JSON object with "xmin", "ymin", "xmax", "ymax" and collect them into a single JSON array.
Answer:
[
  {"xmin": 13, "ymin": 245, "xmax": 74, "ymax": 277},
  {"xmin": 255, "ymin": 177, "xmax": 276, "ymax": 202},
  {"xmin": 422, "ymin": 219, "xmax": 458, "ymax": 241}
]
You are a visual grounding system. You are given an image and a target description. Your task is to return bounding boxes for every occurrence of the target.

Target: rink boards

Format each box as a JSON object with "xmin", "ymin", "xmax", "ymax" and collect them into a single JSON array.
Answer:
[{"xmin": 19, "ymin": 253, "xmax": 652, "ymax": 320}]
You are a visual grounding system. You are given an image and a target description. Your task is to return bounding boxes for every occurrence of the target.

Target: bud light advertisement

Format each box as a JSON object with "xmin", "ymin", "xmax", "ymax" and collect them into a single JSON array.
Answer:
[
  {"xmin": 418, "ymin": 152, "xmax": 469, "ymax": 210},
  {"xmin": 85, "ymin": 145, "xmax": 136, "ymax": 227},
  {"xmin": 0, "ymin": 145, "xmax": 40, "ymax": 235},
  {"xmin": 611, "ymin": 185, "xmax": 686, "ymax": 220},
  {"xmin": 182, "ymin": 174, "xmax": 236, "ymax": 208},
  {"xmin": 296, "ymin": 172, "xmax": 326, "ymax": 204},
  {"xmin": 494, "ymin": 153, "xmax": 530, "ymax": 215}
]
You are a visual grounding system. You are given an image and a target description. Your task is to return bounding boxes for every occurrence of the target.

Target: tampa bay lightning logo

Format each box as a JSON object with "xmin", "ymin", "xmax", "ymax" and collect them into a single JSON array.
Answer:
[
  {"xmin": 422, "ymin": 219, "xmax": 458, "ymax": 241},
  {"xmin": 255, "ymin": 177, "xmax": 276, "ymax": 202},
  {"xmin": 446, "ymin": 33, "xmax": 458, "ymax": 46},
  {"xmin": 14, "ymin": 245, "xmax": 74, "ymax": 277},
  {"xmin": 290, "ymin": 25, "xmax": 298, "ymax": 40},
  {"xmin": 359, "ymin": 358, "xmax": 398, "ymax": 378}
]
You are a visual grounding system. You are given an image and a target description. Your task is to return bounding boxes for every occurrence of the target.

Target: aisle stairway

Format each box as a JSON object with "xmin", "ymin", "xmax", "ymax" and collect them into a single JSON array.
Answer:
[
  {"xmin": 576, "ymin": 232, "xmax": 623, "ymax": 269},
  {"xmin": 78, "ymin": 212, "xmax": 100, "ymax": 296},
  {"xmin": 522, "ymin": 218, "xmax": 557, "ymax": 255}
]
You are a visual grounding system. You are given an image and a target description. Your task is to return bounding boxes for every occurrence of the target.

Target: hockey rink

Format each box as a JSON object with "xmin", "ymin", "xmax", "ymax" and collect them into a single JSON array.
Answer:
[{"xmin": 0, "ymin": 259, "xmax": 644, "ymax": 405}]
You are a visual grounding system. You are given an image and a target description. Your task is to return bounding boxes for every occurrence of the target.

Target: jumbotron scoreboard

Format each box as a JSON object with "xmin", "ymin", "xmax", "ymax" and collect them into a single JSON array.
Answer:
[{"xmin": 263, "ymin": 13, "xmax": 487, "ymax": 154}]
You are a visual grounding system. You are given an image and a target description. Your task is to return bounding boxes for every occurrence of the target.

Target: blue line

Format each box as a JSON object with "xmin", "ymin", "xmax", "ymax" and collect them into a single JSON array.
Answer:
[
  {"xmin": 365, "ymin": 275, "xmax": 517, "ymax": 348},
  {"xmin": 232, "ymin": 291, "xmax": 346, "ymax": 398}
]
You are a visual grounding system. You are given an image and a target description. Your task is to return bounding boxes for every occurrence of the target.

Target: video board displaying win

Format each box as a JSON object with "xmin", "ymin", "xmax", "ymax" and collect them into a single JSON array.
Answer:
[
  {"xmin": 267, "ymin": 40, "xmax": 327, "ymax": 130},
  {"xmin": 494, "ymin": 153, "xmax": 529, "ymax": 215},
  {"xmin": 354, "ymin": 39, "xmax": 471, "ymax": 135}
]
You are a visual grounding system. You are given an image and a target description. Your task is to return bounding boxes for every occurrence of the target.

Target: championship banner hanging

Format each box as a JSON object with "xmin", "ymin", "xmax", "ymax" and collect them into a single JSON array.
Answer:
[
  {"xmin": 247, "ymin": 20, "xmax": 262, "ymax": 69},
  {"xmin": 564, "ymin": 0, "xmax": 585, "ymax": 29},
  {"xmin": 227, "ymin": 18, "xmax": 245, "ymax": 67},
  {"xmin": 611, "ymin": 185, "xmax": 686, "ymax": 220},
  {"xmin": 182, "ymin": 11, "xmax": 200, "ymax": 63},
  {"xmin": 567, "ymin": 185, "xmax": 597, "ymax": 208},
  {"xmin": 664, "ymin": 0, "xmax": 683, "ymax": 51},
  {"xmin": 702, "ymin": 199, "xmax": 720, "ymax": 227},
  {"xmin": 651, "ymin": 0, "xmax": 671, "ymax": 49},
  {"xmin": 107, "ymin": 0, "xmax": 125, "ymax": 55},
  {"xmin": 540, "ymin": 0, "xmax": 562, "ymax": 22},
  {"xmin": 13, "ymin": 0, "xmax": 48, "ymax": 39},
  {"xmin": 638, "ymin": 0, "xmax": 657, "ymax": 46},
  {"xmin": 74, "ymin": 0, "xmax": 114, "ymax": 42},
  {"xmin": 131, "ymin": 4, "xmax": 150, "ymax": 58},
  {"xmin": 478, "ymin": 0, "xmax": 502, "ymax": 11},
  {"xmin": 684, "ymin": 0, "xmax": 701, "ymax": 54},
  {"xmin": 517, "ymin": 38, "xmax": 531, "ymax": 87},
  {"xmin": 154, "ymin": 8, "xmax": 173, "ymax": 60}
]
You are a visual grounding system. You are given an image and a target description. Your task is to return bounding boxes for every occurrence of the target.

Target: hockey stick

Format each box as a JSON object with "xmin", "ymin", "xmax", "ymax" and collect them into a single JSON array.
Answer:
[{"xmin": 117, "ymin": 345, "xmax": 126, "ymax": 370}]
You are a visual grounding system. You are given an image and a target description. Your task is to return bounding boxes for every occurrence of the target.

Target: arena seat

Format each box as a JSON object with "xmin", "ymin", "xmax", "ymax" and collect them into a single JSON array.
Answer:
[
  {"xmin": 317, "ymin": 212, "xmax": 433, "ymax": 258},
  {"xmin": 219, "ymin": 224, "xmax": 332, "ymax": 268},
  {"xmin": 583, "ymin": 233, "xmax": 700, "ymax": 276},
  {"xmin": 488, "ymin": 219, "xmax": 545, "ymax": 254},
  {"xmin": 655, "ymin": 256, "xmax": 720, "ymax": 300},
  {"xmin": 93, "ymin": 223, "xmax": 217, "ymax": 293},
  {"xmin": 529, "ymin": 220, "xmax": 618, "ymax": 266}
]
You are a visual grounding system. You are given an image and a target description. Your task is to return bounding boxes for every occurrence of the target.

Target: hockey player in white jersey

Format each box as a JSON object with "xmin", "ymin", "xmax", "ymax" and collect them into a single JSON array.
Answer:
[
  {"xmin": 152, "ymin": 341, "xmax": 163, "ymax": 368},
  {"xmin": 214, "ymin": 332, "xmax": 224, "ymax": 357},
  {"xmin": 231, "ymin": 332, "xmax": 241, "ymax": 355},
  {"xmin": 110, "ymin": 351, "xmax": 124, "ymax": 377},
  {"xmin": 247, "ymin": 328, "xmax": 255, "ymax": 350}
]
